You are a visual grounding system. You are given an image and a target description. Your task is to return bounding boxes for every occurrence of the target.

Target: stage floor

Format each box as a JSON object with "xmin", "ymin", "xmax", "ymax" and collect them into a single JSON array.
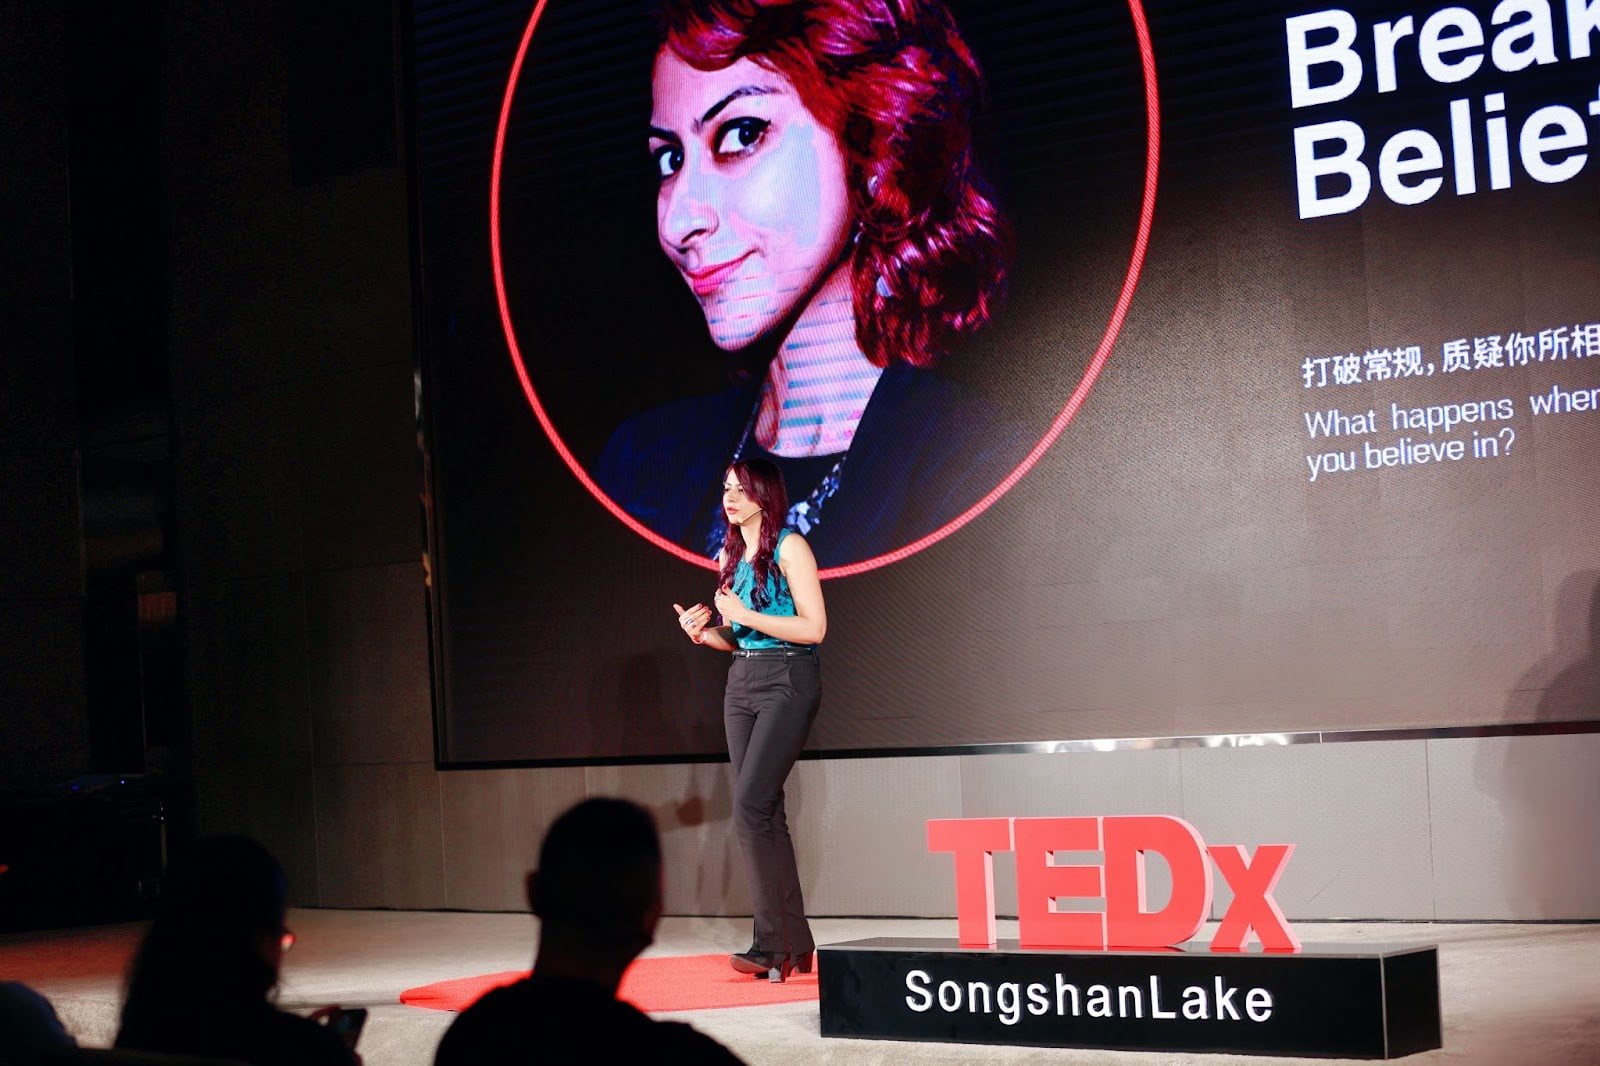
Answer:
[{"xmin": 3, "ymin": 912, "xmax": 1596, "ymax": 1064}]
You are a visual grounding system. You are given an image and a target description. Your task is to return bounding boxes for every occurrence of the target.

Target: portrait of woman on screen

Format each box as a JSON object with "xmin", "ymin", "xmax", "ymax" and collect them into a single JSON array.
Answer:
[{"xmin": 596, "ymin": 0, "xmax": 1016, "ymax": 568}]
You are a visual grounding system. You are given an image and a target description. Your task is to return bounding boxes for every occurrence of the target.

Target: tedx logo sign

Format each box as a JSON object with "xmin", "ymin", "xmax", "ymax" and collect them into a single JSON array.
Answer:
[{"xmin": 929, "ymin": 816, "xmax": 1299, "ymax": 952}]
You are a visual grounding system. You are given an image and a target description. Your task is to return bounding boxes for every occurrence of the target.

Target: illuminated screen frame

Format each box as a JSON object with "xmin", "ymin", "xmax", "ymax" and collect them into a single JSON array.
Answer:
[{"xmin": 410, "ymin": 0, "xmax": 1600, "ymax": 769}]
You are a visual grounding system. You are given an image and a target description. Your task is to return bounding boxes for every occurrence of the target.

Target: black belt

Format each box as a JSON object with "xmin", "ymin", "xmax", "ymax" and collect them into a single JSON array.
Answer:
[{"xmin": 732, "ymin": 646, "xmax": 816, "ymax": 659}]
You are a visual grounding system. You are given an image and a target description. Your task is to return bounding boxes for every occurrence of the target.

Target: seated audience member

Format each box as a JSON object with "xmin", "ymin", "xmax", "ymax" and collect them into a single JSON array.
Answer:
[
  {"xmin": 0, "ymin": 981, "xmax": 77, "ymax": 1064},
  {"xmin": 434, "ymin": 798, "xmax": 744, "ymax": 1064},
  {"xmin": 115, "ymin": 836, "xmax": 359, "ymax": 1066}
]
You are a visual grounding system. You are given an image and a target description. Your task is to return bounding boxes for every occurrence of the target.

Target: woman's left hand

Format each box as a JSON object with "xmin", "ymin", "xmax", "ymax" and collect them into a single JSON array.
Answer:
[{"xmin": 713, "ymin": 584, "xmax": 743, "ymax": 624}]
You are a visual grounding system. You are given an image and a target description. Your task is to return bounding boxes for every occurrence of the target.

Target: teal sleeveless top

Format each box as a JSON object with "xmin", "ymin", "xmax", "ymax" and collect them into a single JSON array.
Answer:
[{"xmin": 731, "ymin": 528, "xmax": 800, "ymax": 649}]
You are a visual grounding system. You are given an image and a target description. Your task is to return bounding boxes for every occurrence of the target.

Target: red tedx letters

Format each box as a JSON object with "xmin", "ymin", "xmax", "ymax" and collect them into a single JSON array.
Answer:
[{"xmin": 927, "ymin": 816, "xmax": 1299, "ymax": 953}]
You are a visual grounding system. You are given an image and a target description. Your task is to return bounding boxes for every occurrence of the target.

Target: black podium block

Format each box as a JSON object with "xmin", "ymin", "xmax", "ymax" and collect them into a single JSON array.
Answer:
[{"xmin": 818, "ymin": 937, "xmax": 1440, "ymax": 1058}]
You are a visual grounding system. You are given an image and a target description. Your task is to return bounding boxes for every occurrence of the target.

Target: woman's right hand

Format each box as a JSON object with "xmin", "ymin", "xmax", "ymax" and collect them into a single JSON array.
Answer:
[{"xmin": 672, "ymin": 602, "xmax": 714, "ymax": 644}]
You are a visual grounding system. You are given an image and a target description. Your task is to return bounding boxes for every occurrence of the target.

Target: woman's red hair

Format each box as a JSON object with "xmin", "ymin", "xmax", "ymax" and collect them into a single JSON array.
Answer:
[
  {"xmin": 717, "ymin": 459, "xmax": 788, "ymax": 608},
  {"xmin": 657, "ymin": 0, "xmax": 1013, "ymax": 368}
]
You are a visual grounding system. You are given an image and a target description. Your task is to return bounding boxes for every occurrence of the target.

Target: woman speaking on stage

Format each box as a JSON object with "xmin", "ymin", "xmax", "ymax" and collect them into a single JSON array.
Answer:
[
  {"xmin": 598, "ymin": 0, "xmax": 1015, "ymax": 569},
  {"xmin": 673, "ymin": 458, "xmax": 824, "ymax": 982}
]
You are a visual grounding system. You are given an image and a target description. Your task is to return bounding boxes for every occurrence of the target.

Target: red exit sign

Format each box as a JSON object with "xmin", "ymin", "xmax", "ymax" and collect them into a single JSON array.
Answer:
[{"xmin": 928, "ymin": 816, "xmax": 1299, "ymax": 952}]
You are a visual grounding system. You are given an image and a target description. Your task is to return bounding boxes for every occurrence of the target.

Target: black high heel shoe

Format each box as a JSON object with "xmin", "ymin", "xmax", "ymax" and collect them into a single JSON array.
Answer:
[{"xmin": 729, "ymin": 950, "xmax": 816, "ymax": 982}]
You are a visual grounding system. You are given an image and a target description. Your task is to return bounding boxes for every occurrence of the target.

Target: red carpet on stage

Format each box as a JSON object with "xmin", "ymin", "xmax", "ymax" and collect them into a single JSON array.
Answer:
[{"xmin": 399, "ymin": 954, "xmax": 819, "ymax": 1014}]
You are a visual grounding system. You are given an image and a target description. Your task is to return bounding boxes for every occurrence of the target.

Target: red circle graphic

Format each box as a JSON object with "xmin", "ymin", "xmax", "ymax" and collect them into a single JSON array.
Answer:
[{"xmin": 491, "ymin": 0, "xmax": 1161, "ymax": 579}]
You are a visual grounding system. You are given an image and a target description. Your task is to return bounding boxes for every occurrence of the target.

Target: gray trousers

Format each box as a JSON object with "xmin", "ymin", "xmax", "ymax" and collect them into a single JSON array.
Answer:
[{"xmin": 724, "ymin": 652, "xmax": 821, "ymax": 955}]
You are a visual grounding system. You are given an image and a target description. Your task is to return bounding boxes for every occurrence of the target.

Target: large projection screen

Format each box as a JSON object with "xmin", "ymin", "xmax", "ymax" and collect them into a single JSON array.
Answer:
[{"xmin": 412, "ymin": 0, "xmax": 1600, "ymax": 766}]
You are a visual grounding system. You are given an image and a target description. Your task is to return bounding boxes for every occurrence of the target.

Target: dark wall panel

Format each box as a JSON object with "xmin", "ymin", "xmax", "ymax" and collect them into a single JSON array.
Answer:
[
  {"xmin": 0, "ymin": 3, "xmax": 87, "ymax": 789},
  {"xmin": 164, "ymin": 0, "xmax": 428, "ymax": 904}
]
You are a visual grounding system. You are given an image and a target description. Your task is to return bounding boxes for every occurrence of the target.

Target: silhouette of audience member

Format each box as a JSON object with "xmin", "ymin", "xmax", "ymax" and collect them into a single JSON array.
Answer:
[
  {"xmin": 434, "ymin": 798, "xmax": 744, "ymax": 1064},
  {"xmin": 115, "ymin": 836, "xmax": 358, "ymax": 1066},
  {"xmin": 0, "ymin": 981, "xmax": 76, "ymax": 1064}
]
